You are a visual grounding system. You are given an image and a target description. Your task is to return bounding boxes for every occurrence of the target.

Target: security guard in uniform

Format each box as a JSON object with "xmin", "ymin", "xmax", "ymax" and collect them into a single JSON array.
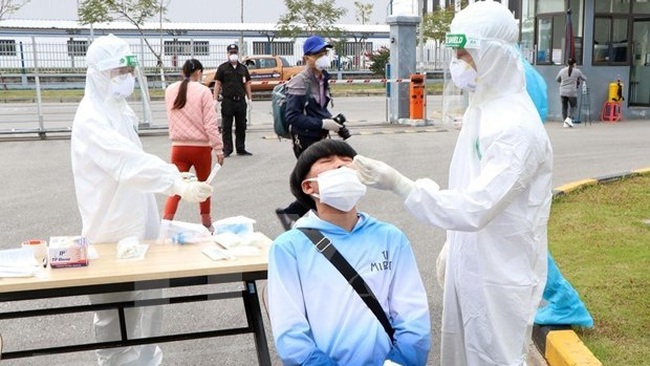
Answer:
[{"xmin": 213, "ymin": 44, "xmax": 253, "ymax": 156}]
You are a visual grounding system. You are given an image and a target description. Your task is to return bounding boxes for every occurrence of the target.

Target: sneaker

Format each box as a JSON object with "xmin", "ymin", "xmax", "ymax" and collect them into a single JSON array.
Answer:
[
  {"xmin": 275, "ymin": 208, "xmax": 298, "ymax": 231},
  {"xmin": 563, "ymin": 117, "xmax": 574, "ymax": 128}
]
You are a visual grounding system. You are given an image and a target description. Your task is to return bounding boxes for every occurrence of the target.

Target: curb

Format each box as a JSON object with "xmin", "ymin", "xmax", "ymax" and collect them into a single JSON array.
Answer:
[
  {"xmin": 534, "ymin": 167, "xmax": 650, "ymax": 366},
  {"xmin": 260, "ymin": 125, "xmax": 446, "ymax": 140}
]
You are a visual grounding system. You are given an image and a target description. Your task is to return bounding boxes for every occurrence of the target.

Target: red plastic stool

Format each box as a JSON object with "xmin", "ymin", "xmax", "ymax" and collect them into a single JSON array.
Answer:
[{"xmin": 600, "ymin": 101, "xmax": 622, "ymax": 123}]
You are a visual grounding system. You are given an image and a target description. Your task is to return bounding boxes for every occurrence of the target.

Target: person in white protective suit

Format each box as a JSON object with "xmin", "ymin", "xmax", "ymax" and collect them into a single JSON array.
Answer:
[
  {"xmin": 71, "ymin": 34, "xmax": 213, "ymax": 366},
  {"xmin": 353, "ymin": 2, "xmax": 553, "ymax": 365}
]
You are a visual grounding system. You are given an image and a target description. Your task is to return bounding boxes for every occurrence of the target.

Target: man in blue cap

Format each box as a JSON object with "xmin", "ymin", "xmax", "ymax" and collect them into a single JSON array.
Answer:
[{"xmin": 275, "ymin": 35, "xmax": 344, "ymax": 231}]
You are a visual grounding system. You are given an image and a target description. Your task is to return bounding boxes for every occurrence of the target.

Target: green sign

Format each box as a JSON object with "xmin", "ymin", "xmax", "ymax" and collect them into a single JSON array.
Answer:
[
  {"xmin": 445, "ymin": 33, "xmax": 480, "ymax": 49},
  {"xmin": 121, "ymin": 55, "xmax": 138, "ymax": 67},
  {"xmin": 445, "ymin": 33, "xmax": 467, "ymax": 48}
]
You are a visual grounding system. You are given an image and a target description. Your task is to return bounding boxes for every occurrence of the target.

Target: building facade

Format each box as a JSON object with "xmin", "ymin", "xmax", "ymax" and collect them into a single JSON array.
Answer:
[{"xmin": 516, "ymin": 0, "xmax": 650, "ymax": 120}]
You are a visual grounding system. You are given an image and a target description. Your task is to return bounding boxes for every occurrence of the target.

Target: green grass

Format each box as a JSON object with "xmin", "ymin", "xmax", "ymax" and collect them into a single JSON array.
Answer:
[{"xmin": 548, "ymin": 174, "xmax": 650, "ymax": 365}]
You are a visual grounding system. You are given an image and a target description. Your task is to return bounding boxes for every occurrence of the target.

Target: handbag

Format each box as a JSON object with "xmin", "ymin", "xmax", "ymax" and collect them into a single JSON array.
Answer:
[{"xmin": 298, "ymin": 228, "xmax": 395, "ymax": 343}]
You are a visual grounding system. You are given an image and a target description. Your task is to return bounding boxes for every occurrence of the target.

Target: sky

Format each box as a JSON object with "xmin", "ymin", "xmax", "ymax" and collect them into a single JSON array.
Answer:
[{"xmin": 9, "ymin": 0, "xmax": 391, "ymax": 24}]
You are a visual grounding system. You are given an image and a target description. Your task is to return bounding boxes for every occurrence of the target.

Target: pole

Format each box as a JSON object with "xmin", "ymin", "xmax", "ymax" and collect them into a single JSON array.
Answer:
[
  {"xmin": 240, "ymin": 0, "xmax": 244, "ymax": 56},
  {"xmin": 31, "ymin": 37, "xmax": 45, "ymax": 139},
  {"xmin": 159, "ymin": 0, "xmax": 166, "ymax": 89},
  {"xmin": 418, "ymin": 0, "xmax": 425, "ymax": 72}
]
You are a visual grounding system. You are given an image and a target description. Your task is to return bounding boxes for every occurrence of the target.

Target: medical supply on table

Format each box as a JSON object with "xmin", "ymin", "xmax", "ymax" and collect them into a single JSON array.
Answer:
[
  {"xmin": 21, "ymin": 239, "xmax": 48, "ymax": 266},
  {"xmin": 206, "ymin": 163, "xmax": 221, "ymax": 184},
  {"xmin": 48, "ymin": 236, "xmax": 89, "ymax": 268},
  {"xmin": 202, "ymin": 246, "xmax": 235, "ymax": 261},
  {"xmin": 0, "ymin": 247, "xmax": 44, "ymax": 277},
  {"xmin": 212, "ymin": 215, "xmax": 256, "ymax": 236},
  {"xmin": 116, "ymin": 236, "xmax": 149, "ymax": 260},
  {"xmin": 157, "ymin": 219, "xmax": 212, "ymax": 245}
]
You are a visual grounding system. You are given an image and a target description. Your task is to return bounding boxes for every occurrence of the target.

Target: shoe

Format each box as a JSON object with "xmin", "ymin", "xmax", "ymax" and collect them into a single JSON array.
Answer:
[
  {"xmin": 223, "ymin": 152, "xmax": 232, "ymax": 158},
  {"xmin": 563, "ymin": 117, "xmax": 574, "ymax": 128},
  {"xmin": 275, "ymin": 208, "xmax": 298, "ymax": 231},
  {"xmin": 237, "ymin": 150, "xmax": 253, "ymax": 156}
]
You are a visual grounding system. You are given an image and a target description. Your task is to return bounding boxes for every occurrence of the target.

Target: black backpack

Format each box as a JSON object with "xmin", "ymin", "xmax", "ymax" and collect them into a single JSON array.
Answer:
[{"xmin": 271, "ymin": 73, "xmax": 311, "ymax": 140}]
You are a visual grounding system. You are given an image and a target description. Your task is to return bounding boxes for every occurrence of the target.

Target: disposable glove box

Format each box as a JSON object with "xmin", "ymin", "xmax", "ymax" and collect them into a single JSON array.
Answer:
[{"xmin": 48, "ymin": 236, "xmax": 89, "ymax": 268}]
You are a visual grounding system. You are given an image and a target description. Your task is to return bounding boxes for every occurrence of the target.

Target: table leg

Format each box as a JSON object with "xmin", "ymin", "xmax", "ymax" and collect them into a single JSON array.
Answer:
[{"xmin": 243, "ymin": 280, "xmax": 271, "ymax": 366}]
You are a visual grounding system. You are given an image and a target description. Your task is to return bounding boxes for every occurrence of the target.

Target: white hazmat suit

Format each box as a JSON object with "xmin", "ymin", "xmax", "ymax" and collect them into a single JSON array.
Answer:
[
  {"xmin": 354, "ymin": 2, "xmax": 553, "ymax": 365},
  {"xmin": 71, "ymin": 34, "xmax": 212, "ymax": 366}
]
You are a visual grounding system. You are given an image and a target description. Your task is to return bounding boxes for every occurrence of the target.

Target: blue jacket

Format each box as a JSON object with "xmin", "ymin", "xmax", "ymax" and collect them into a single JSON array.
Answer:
[
  {"xmin": 285, "ymin": 68, "xmax": 333, "ymax": 139},
  {"xmin": 268, "ymin": 212, "xmax": 431, "ymax": 366}
]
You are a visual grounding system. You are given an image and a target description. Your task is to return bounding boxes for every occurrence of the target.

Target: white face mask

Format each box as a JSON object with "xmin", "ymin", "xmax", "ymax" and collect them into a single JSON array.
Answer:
[
  {"xmin": 110, "ymin": 73, "xmax": 135, "ymax": 98},
  {"xmin": 449, "ymin": 58, "xmax": 478, "ymax": 92},
  {"xmin": 314, "ymin": 55, "xmax": 330, "ymax": 71},
  {"xmin": 229, "ymin": 54, "xmax": 239, "ymax": 63},
  {"xmin": 309, "ymin": 166, "xmax": 367, "ymax": 212}
]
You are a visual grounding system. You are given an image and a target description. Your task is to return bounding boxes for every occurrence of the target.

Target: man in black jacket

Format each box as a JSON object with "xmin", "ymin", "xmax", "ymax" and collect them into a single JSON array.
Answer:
[
  {"xmin": 275, "ymin": 35, "xmax": 343, "ymax": 230},
  {"xmin": 213, "ymin": 43, "xmax": 253, "ymax": 156}
]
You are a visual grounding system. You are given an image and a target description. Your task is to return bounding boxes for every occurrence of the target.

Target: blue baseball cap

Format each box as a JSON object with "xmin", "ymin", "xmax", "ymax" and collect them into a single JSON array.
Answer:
[{"xmin": 303, "ymin": 35, "xmax": 332, "ymax": 55}]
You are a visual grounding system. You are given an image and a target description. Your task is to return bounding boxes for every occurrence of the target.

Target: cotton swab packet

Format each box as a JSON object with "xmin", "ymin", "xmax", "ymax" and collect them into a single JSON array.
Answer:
[{"xmin": 206, "ymin": 163, "xmax": 221, "ymax": 184}]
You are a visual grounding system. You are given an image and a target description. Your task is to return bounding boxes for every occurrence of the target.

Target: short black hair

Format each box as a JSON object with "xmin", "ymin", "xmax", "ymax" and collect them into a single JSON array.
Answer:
[{"xmin": 290, "ymin": 139, "xmax": 358, "ymax": 211}]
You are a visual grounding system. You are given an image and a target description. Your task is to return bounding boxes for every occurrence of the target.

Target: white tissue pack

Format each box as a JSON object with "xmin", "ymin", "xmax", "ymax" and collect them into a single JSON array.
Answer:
[{"xmin": 48, "ymin": 236, "xmax": 89, "ymax": 268}]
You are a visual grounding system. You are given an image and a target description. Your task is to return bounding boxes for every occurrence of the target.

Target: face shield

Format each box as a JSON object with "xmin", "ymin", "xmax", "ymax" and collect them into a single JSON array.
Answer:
[
  {"xmin": 443, "ymin": 1, "xmax": 523, "ymax": 116},
  {"xmin": 441, "ymin": 33, "xmax": 480, "ymax": 129}
]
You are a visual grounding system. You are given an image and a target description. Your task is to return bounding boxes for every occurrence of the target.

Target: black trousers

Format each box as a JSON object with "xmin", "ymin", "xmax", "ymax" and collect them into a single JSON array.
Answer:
[
  {"xmin": 561, "ymin": 96, "xmax": 577, "ymax": 120},
  {"xmin": 221, "ymin": 98, "xmax": 247, "ymax": 155}
]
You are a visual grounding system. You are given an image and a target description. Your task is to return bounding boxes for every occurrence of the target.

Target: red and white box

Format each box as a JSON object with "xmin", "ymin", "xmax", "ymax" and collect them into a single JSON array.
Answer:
[{"xmin": 48, "ymin": 236, "xmax": 89, "ymax": 268}]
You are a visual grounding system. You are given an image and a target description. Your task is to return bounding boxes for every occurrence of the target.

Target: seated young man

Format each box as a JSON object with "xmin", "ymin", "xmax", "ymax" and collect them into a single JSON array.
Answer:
[{"xmin": 268, "ymin": 139, "xmax": 431, "ymax": 366}]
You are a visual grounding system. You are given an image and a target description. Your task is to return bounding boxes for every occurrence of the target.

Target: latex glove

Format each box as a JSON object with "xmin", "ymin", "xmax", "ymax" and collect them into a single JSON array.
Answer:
[
  {"xmin": 436, "ymin": 240, "xmax": 449, "ymax": 289},
  {"xmin": 172, "ymin": 179, "xmax": 213, "ymax": 203},
  {"xmin": 180, "ymin": 172, "xmax": 197, "ymax": 182},
  {"xmin": 353, "ymin": 155, "xmax": 415, "ymax": 200},
  {"xmin": 321, "ymin": 119, "xmax": 342, "ymax": 132}
]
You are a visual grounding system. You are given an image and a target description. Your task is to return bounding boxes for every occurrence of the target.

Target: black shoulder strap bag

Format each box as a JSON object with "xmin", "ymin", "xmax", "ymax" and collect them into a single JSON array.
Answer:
[{"xmin": 298, "ymin": 228, "xmax": 395, "ymax": 343}]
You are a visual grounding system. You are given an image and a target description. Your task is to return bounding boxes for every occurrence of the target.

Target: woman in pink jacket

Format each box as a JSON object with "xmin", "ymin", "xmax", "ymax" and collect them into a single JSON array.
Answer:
[{"xmin": 163, "ymin": 59, "xmax": 224, "ymax": 230}]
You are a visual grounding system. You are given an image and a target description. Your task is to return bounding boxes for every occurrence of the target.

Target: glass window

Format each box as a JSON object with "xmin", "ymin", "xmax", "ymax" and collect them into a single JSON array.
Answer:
[
  {"xmin": 634, "ymin": 0, "xmax": 650, "ymax": 13},
  {"xmin": 537, "ymin": 17, "xmax": 553, "ymax": 63},
  {"xmin": 537, "ymin": 14, "xmax": 567, "ymax": 65},
  {"xmin": 537, "ymin": 0, "xmax": 564, "ymax": 13},
  {"xmin": 252, "ymin": 42, "xmax": 293, "ymax": 56},
  {"xmin": 67, "ymin": 40, "xmax": 88, "ymax": 57},
  {"xmin": 593, "ymin": 17, "xmax": 629, "ymax": 64},
  {"xmin": 595, "ymin": 0, "xmax": 631, "ymax": 13},
  {"xmin": 0, "ymin": 39, "xmax": 16, "ymax": 56},
  {"xmin": 520, "ymin": 0, "xmax": 535, "ymax": 62}
]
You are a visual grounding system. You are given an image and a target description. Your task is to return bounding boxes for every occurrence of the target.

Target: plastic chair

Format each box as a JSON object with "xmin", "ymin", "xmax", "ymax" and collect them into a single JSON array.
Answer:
[{"xmin": 601, "ymin": 101, "xmax": 622, "ymax": 123}]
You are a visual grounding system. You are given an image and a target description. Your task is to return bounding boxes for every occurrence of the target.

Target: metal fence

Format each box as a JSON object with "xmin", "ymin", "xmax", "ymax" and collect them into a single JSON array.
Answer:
[
  {"xmin": 0, "ymin": 37, "xmax": 452, "ymax": 137},
  {"xmin": 0, "ymin": 37, "xmax": 448, "ymax": 75}
]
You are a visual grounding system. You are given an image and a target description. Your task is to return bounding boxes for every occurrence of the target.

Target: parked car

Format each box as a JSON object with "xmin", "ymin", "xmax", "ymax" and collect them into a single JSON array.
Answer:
[{"xmin": 202, "ymin": 55, "xmax": 304, "ymax": 92}]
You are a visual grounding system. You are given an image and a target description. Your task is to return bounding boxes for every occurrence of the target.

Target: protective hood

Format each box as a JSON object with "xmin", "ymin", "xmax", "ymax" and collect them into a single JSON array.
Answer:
[
  {"xmin": 84, "ymin": 34, "xmax": 137, "ymax": 110},
  {"xmin": 449, "ymin": 1, "xmax": 524, "ymax": 106}
]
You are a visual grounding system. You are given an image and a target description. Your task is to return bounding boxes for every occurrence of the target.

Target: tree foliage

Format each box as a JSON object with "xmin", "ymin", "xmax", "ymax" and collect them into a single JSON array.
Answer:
[
  {"xmin": 276, "ymin": 0, "xmax": 347, "ymax": 40},
  {"xmin": 78, "ymin": 0, "xmax": 168, "ymax": 66},
  {"xmin": 354, "ymin": 1, "xmax": 373, "ymax": 25},
  {"xmin": 0, "ymin": 0, "xmax": 30, "ymax": 20},
  {"xmin": 422, "ymin": 1, "xmax": 468, "ymax": 43},
  {"xmin": 367, "ymin": 46, "xmax": 389, "ymax": 76},
  {"xmin": 422, "ymin": 5, "xmax": 455, "ymax": 43}
]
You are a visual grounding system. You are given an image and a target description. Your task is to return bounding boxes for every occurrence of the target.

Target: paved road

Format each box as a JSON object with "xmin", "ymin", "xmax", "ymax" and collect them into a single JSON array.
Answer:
[{"xmin": 0, "ymin": 99, "xmax": 648, "ymax": 365}]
